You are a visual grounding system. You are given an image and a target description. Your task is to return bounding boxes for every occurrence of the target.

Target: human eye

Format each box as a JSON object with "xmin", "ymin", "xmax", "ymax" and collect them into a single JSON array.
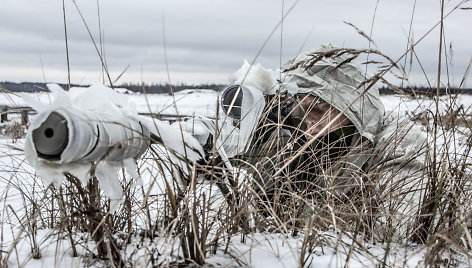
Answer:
[{"xmin": 315, "ymin": 98, "xmax": 326, "ymax": 105}]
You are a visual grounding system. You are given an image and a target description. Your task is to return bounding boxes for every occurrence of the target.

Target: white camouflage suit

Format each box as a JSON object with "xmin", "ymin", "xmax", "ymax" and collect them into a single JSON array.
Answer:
[{"xmin": 182, "ymin": 45, "xmax": 427, "ymax": 241}]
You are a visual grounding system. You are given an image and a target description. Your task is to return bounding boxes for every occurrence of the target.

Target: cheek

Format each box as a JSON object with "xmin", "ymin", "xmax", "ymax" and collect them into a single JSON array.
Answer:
[
  {"xmin": 326, "ymin": 108, "xmax": 341, "ymax": 121},
  {"xmin": 306, "ymin": 110, "xmax": 324, "ymax": 123},
  {"xmin": 318, "ymin": 104, "xmax": 337, "ymax": 121},
  {"xmin": 329, "ymin": 110, "xmax": 351, "ymax": 127},
  {"xmin": 322, "ymin": 106, "xmax": 350, "ymax": 125}
]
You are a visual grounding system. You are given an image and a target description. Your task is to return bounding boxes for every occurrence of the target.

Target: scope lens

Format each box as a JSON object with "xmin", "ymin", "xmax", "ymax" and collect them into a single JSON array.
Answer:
[{"xmin": 221, "ymin": 85, "xmax": 243, "ymax": 119}]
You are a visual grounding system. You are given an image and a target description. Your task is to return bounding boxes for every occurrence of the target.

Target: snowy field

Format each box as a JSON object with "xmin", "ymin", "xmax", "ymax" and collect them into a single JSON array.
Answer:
[
  {"xmin": 3, "ymin": 87, "xmax": 472, "ymax": 118},
  {"xmin": 2, "ymin": 87, "xmax": 220, "ymax": 118},
  {"xmin": 0, "ymin": 88, "xmax": 472, "ymax": 267}
]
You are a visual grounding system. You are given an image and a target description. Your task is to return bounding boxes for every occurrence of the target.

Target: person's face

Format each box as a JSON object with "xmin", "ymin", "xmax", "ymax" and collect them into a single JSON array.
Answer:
[{"xmin": 297, "ymin": 95, "xmax": 352, "ymax": 138}]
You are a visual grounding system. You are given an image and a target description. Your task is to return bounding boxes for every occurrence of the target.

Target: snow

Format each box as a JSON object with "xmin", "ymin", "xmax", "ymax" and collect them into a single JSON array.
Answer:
[
  {"xmin": 0, "ymin": 89, "xmax": 471, "ymax": 267},
  {"xmin": 5, "ymin": 89, "xmax": 472, "ymax": 120},
  {"xmin": 381, "ymin": 94, "xmax": 472, "ymax": 116},
  {"xmin": 205, "ymin": 233, "xmax": 429, "ymax": 267},
  {"xmin": 4, "ymin": 88, "xmax": 220, "ymax": 118},
  {"xmin": 230, "ymin": 60, "xmax": 277, "ymax": 95}
]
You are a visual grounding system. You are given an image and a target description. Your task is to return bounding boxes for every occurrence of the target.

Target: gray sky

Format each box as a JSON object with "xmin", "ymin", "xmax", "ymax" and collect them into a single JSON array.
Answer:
[{"xmin": 0, "ymin": 0, "xmax": 471, "ymax": 87}]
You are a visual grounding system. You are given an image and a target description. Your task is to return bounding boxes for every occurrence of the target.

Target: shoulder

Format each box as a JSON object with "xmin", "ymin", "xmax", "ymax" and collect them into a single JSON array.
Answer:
[{"xmin": 371, "ymin": 111, "xmax": 427, "ymax": 169}]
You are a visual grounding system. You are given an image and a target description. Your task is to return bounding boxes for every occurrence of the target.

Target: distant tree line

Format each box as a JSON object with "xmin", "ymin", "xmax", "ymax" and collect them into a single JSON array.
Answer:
[
  {"xmin": 0, "ymin": 82, "xmax": 69, "ymax": 92},
  {"xmin": 0, "ymin": 81, "xmax": 226, "ymax": 94},
  {"xmin": 119, "ymin": 82, "xmax": 226, "ymax": 94},
  {"xmin": 1, "ymin": 81, "xmax": 471, "ymax": 96},
  {"xmin": 0, "ymin": 82, "xmax": 227, "ymax": 94}
]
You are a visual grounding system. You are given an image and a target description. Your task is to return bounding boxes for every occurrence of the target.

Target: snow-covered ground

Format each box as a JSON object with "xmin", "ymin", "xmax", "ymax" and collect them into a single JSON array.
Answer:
[
  {"xmin": 4, "ymin": 87, "xmax": 472, "ymax": 118},
  {"xmin": 1, "ymin": 87, "xmax": 220, "ymax": 118},
  {"xmin": 0, "ymin": 89, "xmax": 471, "ymax": 267}
]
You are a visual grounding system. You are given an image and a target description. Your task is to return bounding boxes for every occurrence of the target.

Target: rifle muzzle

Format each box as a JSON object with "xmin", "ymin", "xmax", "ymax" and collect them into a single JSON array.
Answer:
[{"xmin": 29, "ymin": 108, "xmax": 150, "ymax": 163}]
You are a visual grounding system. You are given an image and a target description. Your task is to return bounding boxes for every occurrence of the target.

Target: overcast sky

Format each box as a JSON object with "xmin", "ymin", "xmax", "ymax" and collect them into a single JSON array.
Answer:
[{"xmin": 0, "ymin": 0, "xmax": 471, "ymax": 87}]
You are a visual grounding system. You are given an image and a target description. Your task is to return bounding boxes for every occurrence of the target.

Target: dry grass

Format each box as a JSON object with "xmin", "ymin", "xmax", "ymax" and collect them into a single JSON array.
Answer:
[
  {"xmin": 1, "ymin": 122, "xmax": 25, "ymax": 141},
  {"xmin": 1, "ymin": 1, "xmax": 471, "ymax": 267},
  {"xmin": 1, "ymin": 72, "xmax": 471, "ymax": 267}
]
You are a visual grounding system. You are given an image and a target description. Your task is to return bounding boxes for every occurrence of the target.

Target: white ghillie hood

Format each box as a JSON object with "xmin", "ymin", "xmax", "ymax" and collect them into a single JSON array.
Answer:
[{"xmin": 281, "ymin": 44, "xmax": 385, "ymax": 142}]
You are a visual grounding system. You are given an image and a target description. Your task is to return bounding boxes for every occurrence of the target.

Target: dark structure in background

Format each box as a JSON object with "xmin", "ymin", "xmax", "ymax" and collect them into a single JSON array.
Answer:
[
  {"xmin": 0, "ymin": 82, "xmax": 225, "ymax": 94},
  {"xmin": 1, "ymin": 82, "xmax": 472, "ymax": 95}
]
